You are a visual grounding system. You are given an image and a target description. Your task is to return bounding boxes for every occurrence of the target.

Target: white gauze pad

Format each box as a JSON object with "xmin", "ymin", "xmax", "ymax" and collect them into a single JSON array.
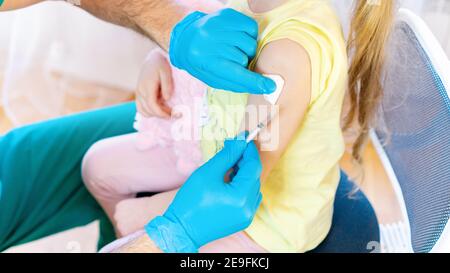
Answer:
[{"xmin": 263, "ymin": 74, "xmax": 285, "ymax": 105}]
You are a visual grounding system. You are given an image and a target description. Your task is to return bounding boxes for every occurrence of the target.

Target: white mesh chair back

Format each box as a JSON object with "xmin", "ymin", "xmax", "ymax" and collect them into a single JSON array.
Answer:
[{"xmin": 372, "ymin": 9, "xmax": 450, "ymax": 253}]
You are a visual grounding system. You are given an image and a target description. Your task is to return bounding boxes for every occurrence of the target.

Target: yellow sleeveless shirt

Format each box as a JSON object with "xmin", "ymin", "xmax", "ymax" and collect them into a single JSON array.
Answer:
[{"xmin": 201, "ymin": 0, "xmax": 348, "ymax": 252}]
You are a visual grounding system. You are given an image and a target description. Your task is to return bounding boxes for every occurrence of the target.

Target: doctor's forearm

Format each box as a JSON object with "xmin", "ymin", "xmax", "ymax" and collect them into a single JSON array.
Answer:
[
  {"xmin": 0, "ymin": 0, "xmax": 188, "ymax": 50},
  {"xmin": 79, "ymin": 0, "xmax": 188, "ymax": 50},
  {"xmin": 111, "ymin": 234, "xmax": 163, "ymax": 253}
]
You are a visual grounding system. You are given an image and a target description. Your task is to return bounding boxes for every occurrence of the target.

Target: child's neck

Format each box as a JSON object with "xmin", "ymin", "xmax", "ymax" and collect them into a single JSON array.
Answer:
[{"xmin": 247, "ymin": 0, "xmax": 288, "ymax": 13}]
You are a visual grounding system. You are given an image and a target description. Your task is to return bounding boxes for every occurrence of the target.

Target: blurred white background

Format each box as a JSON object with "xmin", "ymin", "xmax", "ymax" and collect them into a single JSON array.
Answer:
[
  {"xmin": 0, "ymin": 2, "xmax": 155, "ymax": 125},
  {"xmin": 1, "ymin": 0, "xmax": 450, "ymax": 253},
  {"xmin": 0, "ymin": 3, "xmax": 154, "ymax": 90}
]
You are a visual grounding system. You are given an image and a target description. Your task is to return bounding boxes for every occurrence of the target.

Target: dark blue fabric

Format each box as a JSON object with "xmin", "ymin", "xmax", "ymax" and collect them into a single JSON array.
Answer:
[{"xmin": 311, "ymin": 171, "xmax": 380, "ymax": 253}]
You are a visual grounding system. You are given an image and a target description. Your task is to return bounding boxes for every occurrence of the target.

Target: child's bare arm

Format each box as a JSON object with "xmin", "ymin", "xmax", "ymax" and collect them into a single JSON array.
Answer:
[{"xmin": 243, "ymin": 39, "xmax": 312, "ymax": 182}]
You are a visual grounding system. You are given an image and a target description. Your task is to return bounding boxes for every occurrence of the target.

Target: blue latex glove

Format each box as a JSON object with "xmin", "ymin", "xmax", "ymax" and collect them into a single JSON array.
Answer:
[
  {"xmin": 145, "ymin": 138, "xmax": 263, "ymax": 253},
  {"xmin": 169, "ymin": 8, "xmax": 276, "ymax": 94}
]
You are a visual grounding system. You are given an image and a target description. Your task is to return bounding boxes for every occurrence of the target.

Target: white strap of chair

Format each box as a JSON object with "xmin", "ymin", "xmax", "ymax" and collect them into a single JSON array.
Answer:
[{"xmin": 380, "ymin": 221, "xmax": 411, "ymax": 253}]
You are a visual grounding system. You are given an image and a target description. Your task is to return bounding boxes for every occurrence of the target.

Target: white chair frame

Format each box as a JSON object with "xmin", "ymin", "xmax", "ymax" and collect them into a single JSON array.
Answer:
[{"xmin": 370, "ymin": 8, "xmax": 450, "ymax": 253}]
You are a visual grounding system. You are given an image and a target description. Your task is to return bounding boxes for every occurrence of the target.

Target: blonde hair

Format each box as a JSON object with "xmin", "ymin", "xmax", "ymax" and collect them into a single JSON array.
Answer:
[{"xmin": 344, "ymin": 0, "xmax": 395, "ymax": 165}]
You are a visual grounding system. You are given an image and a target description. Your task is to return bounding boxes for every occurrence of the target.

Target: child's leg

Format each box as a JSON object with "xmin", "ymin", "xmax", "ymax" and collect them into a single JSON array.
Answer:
[
  {"xmin": 81, "ymin": 133, "xmax": 189, "ymax": 229},
  {"xmin": 113, "ymin": 190, "xmax": 267, "ymax": 253}
]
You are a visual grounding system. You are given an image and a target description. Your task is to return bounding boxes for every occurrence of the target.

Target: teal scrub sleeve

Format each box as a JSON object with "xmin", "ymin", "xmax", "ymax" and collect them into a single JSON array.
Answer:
[{"xmin": 0, "ymin": 102, "xmax": 136, "ymax": 251}]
